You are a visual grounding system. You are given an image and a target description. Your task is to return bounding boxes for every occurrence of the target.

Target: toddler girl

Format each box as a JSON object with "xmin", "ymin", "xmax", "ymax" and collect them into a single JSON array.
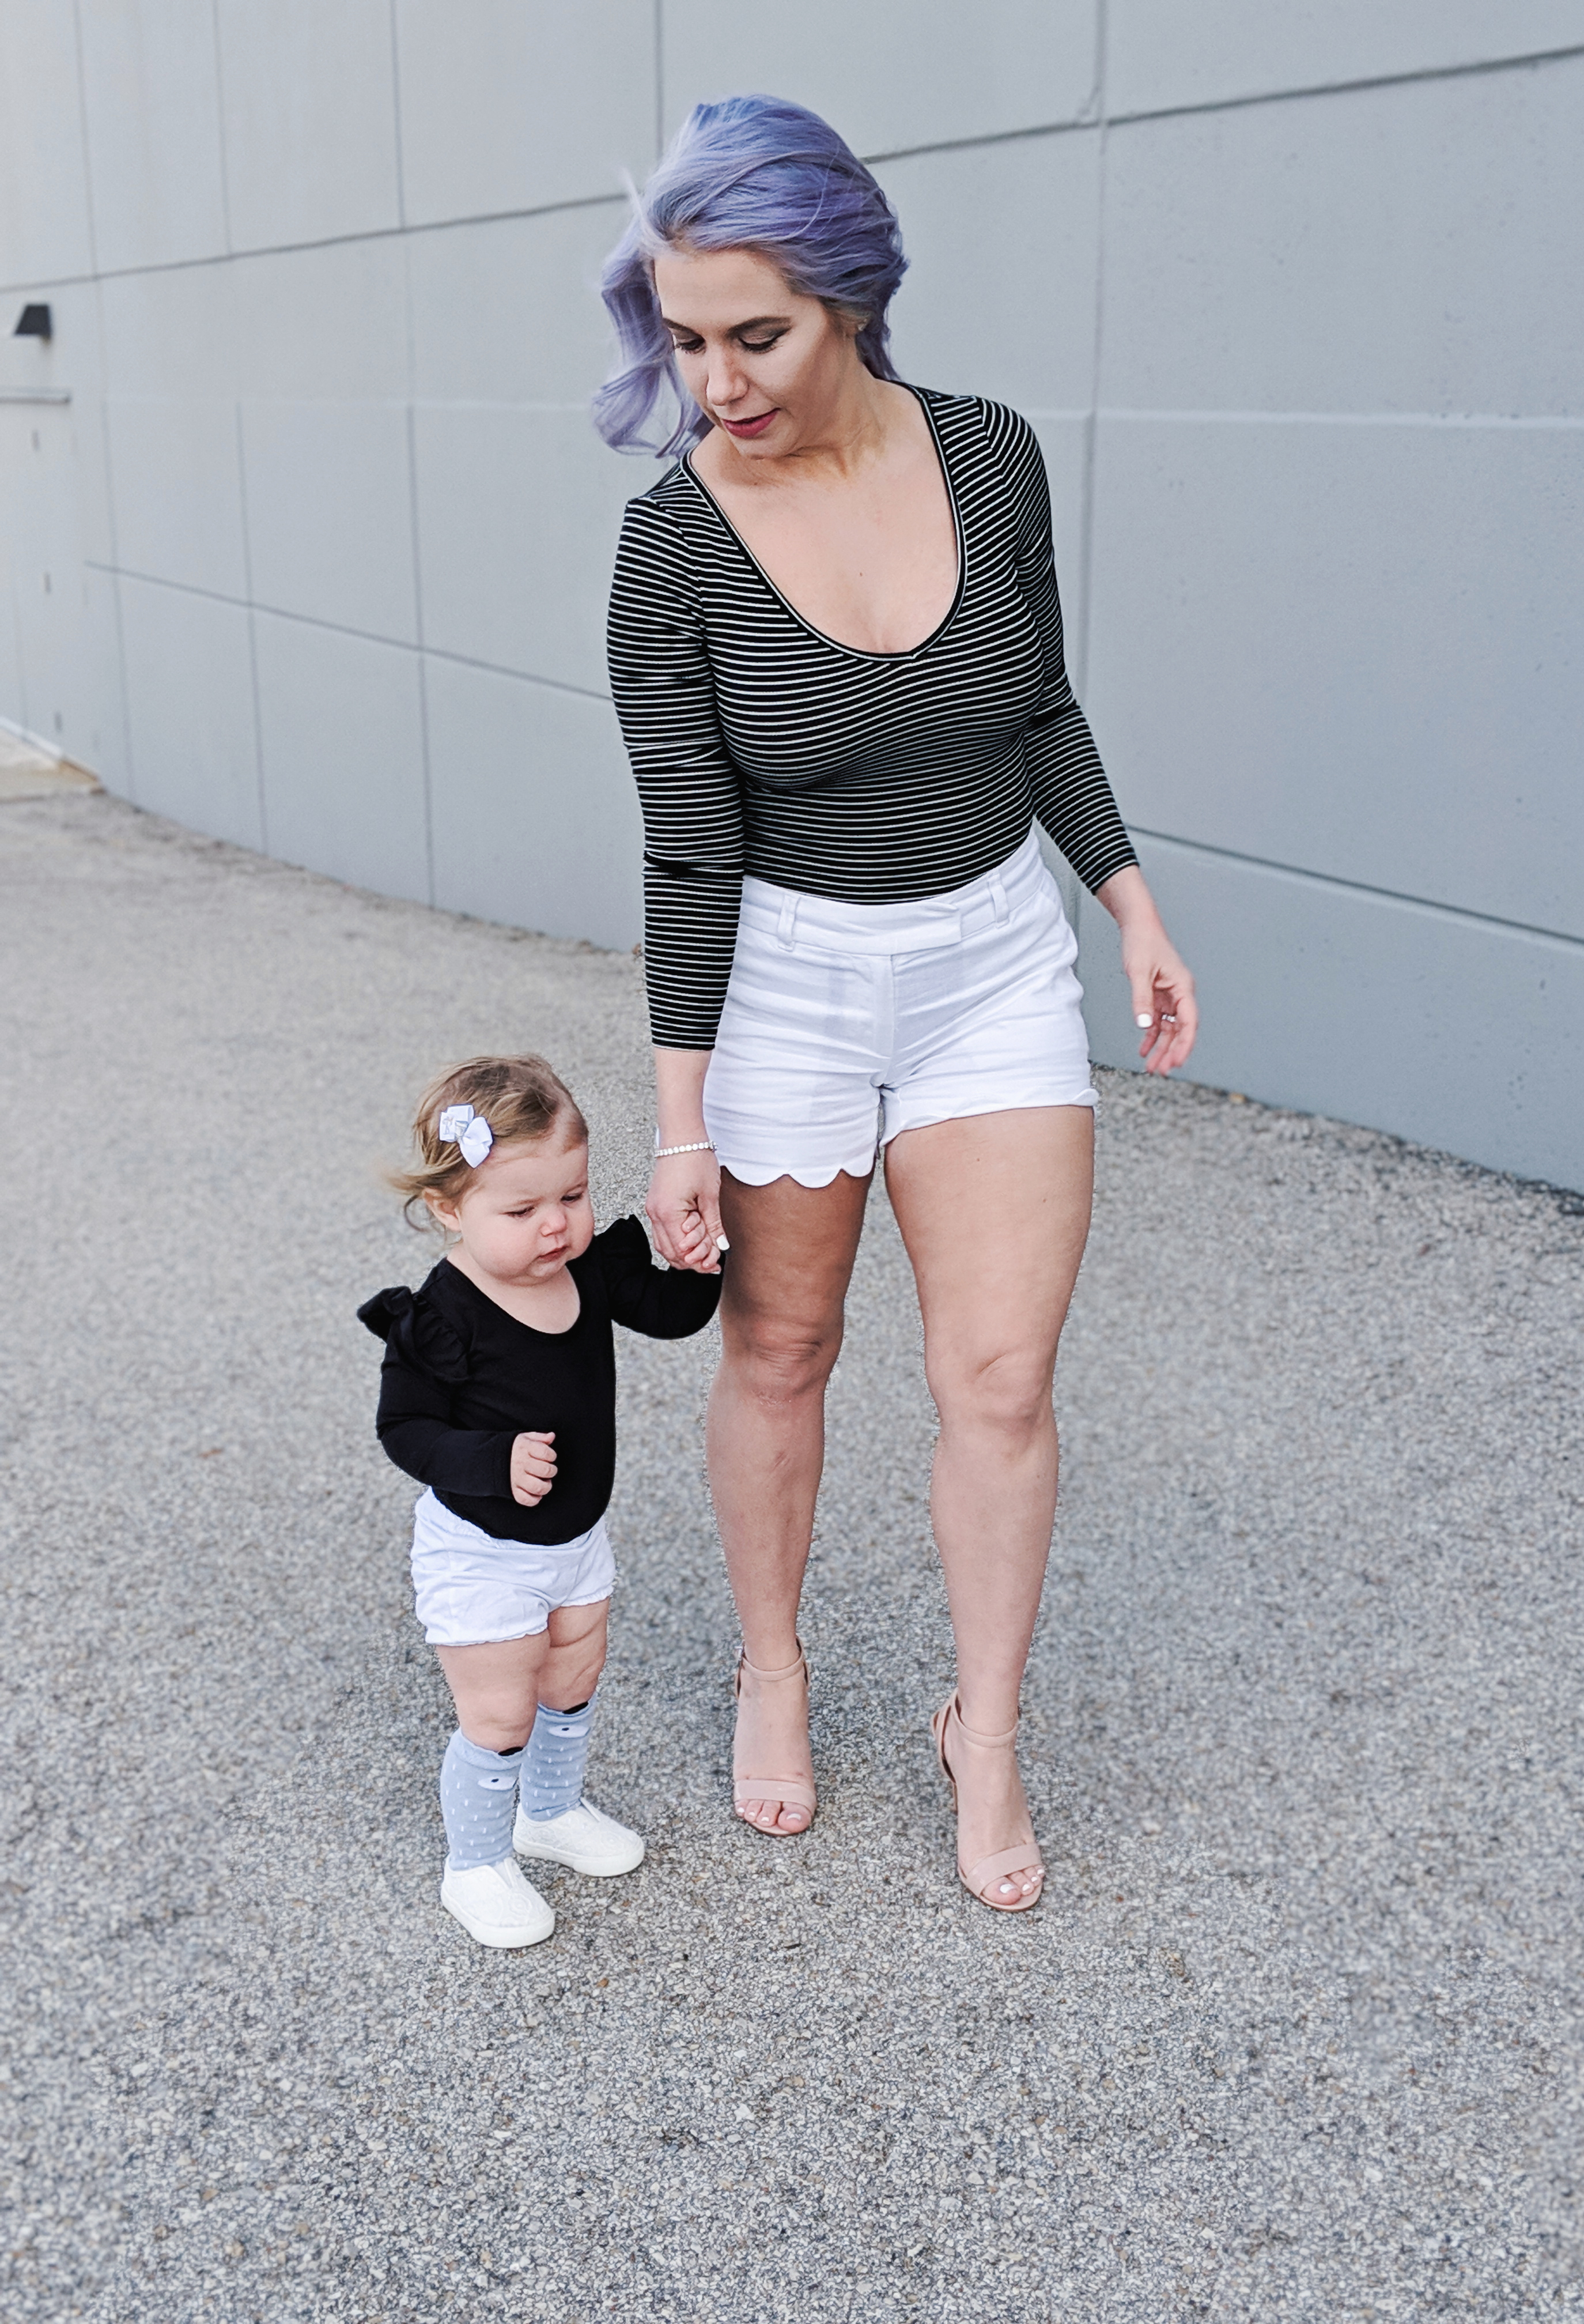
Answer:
[{"xmin": 360, "ymin": 1054, "xmax": 721, "ymax": 1948}]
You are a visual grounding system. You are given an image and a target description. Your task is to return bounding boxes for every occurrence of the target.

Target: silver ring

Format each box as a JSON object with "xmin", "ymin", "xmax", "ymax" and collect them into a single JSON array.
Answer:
[{"xmin": 1161, "ymin": 1012, "xmax": 1178, "ymax": 1025}]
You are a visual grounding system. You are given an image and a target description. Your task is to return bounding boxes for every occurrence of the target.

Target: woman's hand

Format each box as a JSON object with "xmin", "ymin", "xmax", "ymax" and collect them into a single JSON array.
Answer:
[
  {"xmin": 647, "ymin": 1148, "xmax": 727, "ymax": 1273},
  {"xmin": 1097, "ymin": 866, "xmax": 1199, "ymax": 1076},
  {"xmin": 510, "ymin": 1431, "xmax": 557, "ymax": 1507},
  {"xmin": 650, "ymin": 1045, "xmax": 728, "ymax": 1273}
]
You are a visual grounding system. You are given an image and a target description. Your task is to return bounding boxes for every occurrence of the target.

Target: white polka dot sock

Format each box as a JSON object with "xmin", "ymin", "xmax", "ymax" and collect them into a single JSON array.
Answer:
[
  {"xmin": 440, "ymin": 1729, "xmax": 524, "ymax": 1871},
  {"xmin": 519, "ymin": 1692, "xmax": 598, "ymax": 1823}
]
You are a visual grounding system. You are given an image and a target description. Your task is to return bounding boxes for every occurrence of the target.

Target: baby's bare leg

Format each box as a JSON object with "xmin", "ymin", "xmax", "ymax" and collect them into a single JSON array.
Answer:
[
  {"xmin": 539, "ymin": 1599, "xmax": 610, "ymax": 1714},
  {"xmin": 437, "ymin": 1633, "xmax": 547, "ymax": 1753}
]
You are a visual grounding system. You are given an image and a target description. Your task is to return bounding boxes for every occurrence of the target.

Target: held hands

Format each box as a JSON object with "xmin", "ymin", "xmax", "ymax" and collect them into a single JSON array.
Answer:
[
  {"xmin": 646, "ymin": 1147, "xmax": 728, "ymax": 1274},
  {"xmin": 509, "ymin": 1430, "xmax": 557, "ymax": 1507}
]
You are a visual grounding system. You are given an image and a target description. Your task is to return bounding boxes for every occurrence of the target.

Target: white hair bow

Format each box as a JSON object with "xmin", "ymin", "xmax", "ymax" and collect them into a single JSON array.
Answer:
[{"xmin": 437, "ymin": 1103, "xmax": 494, "ymax": 1166}]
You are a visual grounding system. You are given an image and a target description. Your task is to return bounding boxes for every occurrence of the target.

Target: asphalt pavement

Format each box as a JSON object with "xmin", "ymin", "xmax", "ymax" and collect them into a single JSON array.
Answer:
[{"xmin": 1, "ymin": 791, "xmax": 1578, "ymax": 2321}]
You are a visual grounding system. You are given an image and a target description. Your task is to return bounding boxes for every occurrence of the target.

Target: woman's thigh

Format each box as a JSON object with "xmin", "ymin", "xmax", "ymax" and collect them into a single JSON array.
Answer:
[
  {"xmin": 883, "ymin": 1106, "xmax": 1094, "ymax": 1409},
  {"xmin": 718, "ymin": 1167, "xmax": 873, "ymax": 1375}
]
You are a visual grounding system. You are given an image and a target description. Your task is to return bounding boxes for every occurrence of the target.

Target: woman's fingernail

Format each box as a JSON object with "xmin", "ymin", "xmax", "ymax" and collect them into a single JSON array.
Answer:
[
  {"xmin": 1136, "ymin": 1013, "xmax": 1153, "ymax": 1028},
  {"xmin": 716, "ymin": 1234, "xmax": 730, "ymax": 1252}
]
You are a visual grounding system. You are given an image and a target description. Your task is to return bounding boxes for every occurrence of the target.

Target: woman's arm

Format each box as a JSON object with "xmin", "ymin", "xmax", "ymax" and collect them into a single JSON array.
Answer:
[
  {"xmin": 648, "ymin": 1044, "xmax": 726, "ymax": 1272},
  {"xmin": 608, "ymin": 495, "xmax": 746, "ymax": 1051},
  {"xmin": 1000, "ymin": 413, "xmax": 1138, "ymax": 899},
  {"xmin": 1095, "ymin": 864, "xmax": 1199, "ymax": 1076},
  {"xmin": 608, "ymin": 495, "xmax": 742, "ymax": 1269},
  {"xmin": 1000, "ymin": 408, "xmax": 1197, "ymax": 1073}
]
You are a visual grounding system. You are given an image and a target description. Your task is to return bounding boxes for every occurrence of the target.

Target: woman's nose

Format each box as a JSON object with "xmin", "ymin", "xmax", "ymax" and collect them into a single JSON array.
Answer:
[{"xmin": 704, "ymin": 348, "xmax": 746, "ymax": 408}]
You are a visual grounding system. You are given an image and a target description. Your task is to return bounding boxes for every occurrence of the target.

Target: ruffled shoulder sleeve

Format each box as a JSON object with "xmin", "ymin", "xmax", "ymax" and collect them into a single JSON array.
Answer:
[{"xmin": 356, "ymin": 1285, "xmax": 470, "ymax": 1383}]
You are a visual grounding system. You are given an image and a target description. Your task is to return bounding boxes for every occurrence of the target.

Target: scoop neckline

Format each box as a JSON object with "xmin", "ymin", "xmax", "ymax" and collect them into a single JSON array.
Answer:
[
  {"xmin": 438, "ymin": 1251, "xmax": 584, "ymax": 1340},
  {"xmin": 681, "ymin": 383, "xmax": 967, "ymax": 663}
]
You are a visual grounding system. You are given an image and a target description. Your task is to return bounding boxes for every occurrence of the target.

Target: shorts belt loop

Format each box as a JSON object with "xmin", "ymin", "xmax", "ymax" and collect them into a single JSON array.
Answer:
[
  {"xmin": 990, "ymin": 871, "xmax": 1010, "ymax": 925},
  {"xmin": 776, "ymin": 892, "xmax": 799, "ymax": 949}
]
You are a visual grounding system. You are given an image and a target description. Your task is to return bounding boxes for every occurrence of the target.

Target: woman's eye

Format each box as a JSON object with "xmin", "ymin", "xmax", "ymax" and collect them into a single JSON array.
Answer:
[{"xmin": 740, "ymin": 335, "xmax": 782, "ymax": 353}]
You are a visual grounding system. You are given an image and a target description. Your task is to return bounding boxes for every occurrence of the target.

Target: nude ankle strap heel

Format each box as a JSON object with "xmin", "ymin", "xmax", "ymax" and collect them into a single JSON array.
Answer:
[
  {"xmin": 931, "ymin": 1690, "xmax": 1045, "ymax": 1913},
  {"xmin": 732, "ymin": 1645, "xmax": 817, "ymax": 1832}
]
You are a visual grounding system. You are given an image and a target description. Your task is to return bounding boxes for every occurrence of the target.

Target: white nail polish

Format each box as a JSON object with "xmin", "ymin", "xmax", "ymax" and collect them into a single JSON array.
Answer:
[
  {"xmin": 1135, "ymin": 1013, "xmax": 1153, "ymax": 1028},
  {"xmin": 716, "ymin": 1234, "xmax": 730, "ymax": 1251}
]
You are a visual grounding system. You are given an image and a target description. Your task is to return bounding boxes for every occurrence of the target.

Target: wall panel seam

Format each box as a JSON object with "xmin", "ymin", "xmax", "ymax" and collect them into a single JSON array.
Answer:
[
  {"xmin": 862, "ymin": 118, "xmax": 1099, "ymax": 167},
  {"xmin": 210, "ymin": 0, "xmax": 235, "ymax": 254},
  {"xmin": 1106, "ymin": 40, "xmax": 1584, "ymax": 133},
  {"xmin": 233, "ymin": 405, "xmax": 268, "ymax": 850},
  {"xmin": 388, "ymin": 0, "xmax": 409, "ymax": 231},
  {"xmin": 1130, "ymin": 828, "xmax": 1584, "ymax": 953},
  {"xmin": 89, "ymin": 563, "xmax": 615, "ymax": 703},
  {"xmin": 1101, "ymin": 408, "xmax": 1584, "ymax": 431},
  {"xmin": 1076, "ymin": 0, "xmax": 1109, "ymax": 703},
  {"xmin": 67, "ymin": 0, "xmax": 100, "ymax": 277},
  {"xmin": 0, "ymin": 194, "xmax": 632, "ymax": 300}
]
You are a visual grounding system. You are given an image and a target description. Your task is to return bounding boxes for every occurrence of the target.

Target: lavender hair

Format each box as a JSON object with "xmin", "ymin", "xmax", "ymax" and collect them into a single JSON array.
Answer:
[{"xmin": 592, "ymin": 95, "xmax": 908, "ymax": 459}]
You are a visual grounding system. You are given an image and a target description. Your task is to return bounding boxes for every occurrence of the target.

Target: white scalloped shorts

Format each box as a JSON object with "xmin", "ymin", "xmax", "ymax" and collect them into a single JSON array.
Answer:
[
  {"xmin": 703, "ymin": 829, "xmax": 1097, "ymax": 1190},
  {"xmin": 410, "ymin": 1489, "xmax": 615, "ymax": 1647}
]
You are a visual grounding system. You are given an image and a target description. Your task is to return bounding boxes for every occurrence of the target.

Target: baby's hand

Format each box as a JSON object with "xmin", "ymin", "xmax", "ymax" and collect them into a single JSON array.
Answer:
[{"xmin": 509, "ymin": 1431, "xmax": 557, "ymax": 1507}]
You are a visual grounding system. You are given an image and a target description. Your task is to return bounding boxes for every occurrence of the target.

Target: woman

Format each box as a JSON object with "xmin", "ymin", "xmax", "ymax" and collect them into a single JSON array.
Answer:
[{"xmin": 595, "ymin": 97, "xmax": 1196, "ymax": 1911}]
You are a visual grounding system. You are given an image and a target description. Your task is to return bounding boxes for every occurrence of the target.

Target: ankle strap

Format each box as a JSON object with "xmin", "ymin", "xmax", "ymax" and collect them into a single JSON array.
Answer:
[
  {"xmin": 948, "ymin": 1692, "xmax": 1019, "ymax": 1750},
  {"xmin": 738, "ymin": 1643, "xmax": 806, "ymax": 1684}
]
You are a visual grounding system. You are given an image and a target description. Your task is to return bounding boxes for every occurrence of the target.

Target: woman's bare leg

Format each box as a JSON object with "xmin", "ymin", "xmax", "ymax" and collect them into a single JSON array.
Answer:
[
  {"xmin": 884, "ymin": 1105, "xmax": 1094, "ymax": 1899},
  {"xmin": 707, "ymin": 1166, "xmax": 871, "ymax": 1832}
]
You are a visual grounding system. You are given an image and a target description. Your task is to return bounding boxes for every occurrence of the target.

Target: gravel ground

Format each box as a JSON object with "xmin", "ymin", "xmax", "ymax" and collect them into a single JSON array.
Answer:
[{"xmin": 1, "ymin": 791, "xmax": 1579, "ymax": 2323}]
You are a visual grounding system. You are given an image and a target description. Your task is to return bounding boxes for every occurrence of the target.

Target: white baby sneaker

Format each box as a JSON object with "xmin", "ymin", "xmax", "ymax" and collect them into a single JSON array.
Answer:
[
  {"xmin": 440, "ymin": 1857, "xmax": 555, "ymax": 1948},
  {"xmin": 513, "ymin": 1797, "xmax": 645, "ymax": 1877}
]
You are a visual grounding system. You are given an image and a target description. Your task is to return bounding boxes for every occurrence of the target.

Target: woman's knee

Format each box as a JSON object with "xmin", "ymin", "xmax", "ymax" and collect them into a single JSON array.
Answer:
[
  {"xmin": 721, "ymin": 1306, "xmax": 844, "ymax": 1405},
  {"xmin": 928, "ymin": 1342, "xmax": 1056, "ymax": 1443}
]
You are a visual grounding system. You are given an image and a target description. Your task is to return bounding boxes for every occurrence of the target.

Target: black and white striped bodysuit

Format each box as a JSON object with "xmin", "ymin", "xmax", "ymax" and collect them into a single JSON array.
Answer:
[{"xmin": 606, "ymin": 387, "xmax": 1138, "ymax": 1051}]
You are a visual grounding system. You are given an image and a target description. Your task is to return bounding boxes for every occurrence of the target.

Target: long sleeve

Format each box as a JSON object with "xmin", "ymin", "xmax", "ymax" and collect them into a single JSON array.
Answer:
[
  {"xmin": 1003, "ymin": 415, "xmax": 1139, "ymax": 896},
  {"xmin": 607, "ymin": 492, "xmax": 746, "ymax": 1050},
  {"xmin": 374, "ymin": 1355, "xmax": 518, "ymax": 1501},
  {"xmin": 595, "ymin": 1216, "xmax": 724, "ymax": 1339}
]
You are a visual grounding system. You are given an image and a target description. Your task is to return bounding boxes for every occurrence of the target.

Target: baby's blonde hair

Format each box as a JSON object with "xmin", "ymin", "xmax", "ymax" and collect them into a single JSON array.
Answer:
[{"xmin": 390, "ymin": 1054, "xmax": 589, "ymax": 1228}]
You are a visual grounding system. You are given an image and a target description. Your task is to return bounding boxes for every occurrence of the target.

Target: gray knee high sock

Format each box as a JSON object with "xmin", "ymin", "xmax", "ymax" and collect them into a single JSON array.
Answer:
[
  {"xmin": 440, "ymin": 1730, "xmax": 524, "ymax": 1870},
  {"xmin": 519, "ymin": 1692, "xmax": 597, "ymax": 1822}
]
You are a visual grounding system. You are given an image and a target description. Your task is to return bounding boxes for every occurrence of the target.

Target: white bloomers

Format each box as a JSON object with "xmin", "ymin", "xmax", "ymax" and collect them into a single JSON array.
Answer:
[
  {"xmin": 410, "ymin": 1488, "xmax": 615, "ymax": 1648},
  {"xmin": 703, "ymin": 828, "xmax": 1097, "ymax": 1189}
]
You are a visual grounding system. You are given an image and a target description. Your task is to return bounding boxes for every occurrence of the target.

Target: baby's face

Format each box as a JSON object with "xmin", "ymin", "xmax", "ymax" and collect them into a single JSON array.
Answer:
[{"xmin": 442, "ymin": 1135, "xmax": 594, "ymax": 1286}]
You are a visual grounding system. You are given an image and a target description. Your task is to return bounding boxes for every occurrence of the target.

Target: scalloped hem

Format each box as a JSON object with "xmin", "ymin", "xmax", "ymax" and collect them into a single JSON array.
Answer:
[{"xmin": 717, "ymin": 1155, "xmax": 876, "ymax": 1190}]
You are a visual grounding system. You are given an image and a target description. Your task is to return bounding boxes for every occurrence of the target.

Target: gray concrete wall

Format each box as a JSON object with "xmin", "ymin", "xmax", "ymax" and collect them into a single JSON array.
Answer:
[{"xmin": 2, "ymin": 4, "xmax": 1581, "ymax": 1185}]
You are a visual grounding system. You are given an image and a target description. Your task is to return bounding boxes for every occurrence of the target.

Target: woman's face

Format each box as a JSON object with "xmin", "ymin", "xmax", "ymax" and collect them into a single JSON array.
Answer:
[{"xmin": 652, "ymin": 242, "xmax": 862, "ymax": 458}]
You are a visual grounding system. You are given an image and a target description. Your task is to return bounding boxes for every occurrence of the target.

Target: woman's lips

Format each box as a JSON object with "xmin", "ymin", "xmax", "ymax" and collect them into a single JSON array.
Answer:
[{"xmin": 720, "ymin": 409, "xmax": 778, "ymax": 439}]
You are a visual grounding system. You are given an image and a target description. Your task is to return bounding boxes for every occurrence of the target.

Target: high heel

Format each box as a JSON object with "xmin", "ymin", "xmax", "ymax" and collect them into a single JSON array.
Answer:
[
  {"xmin": 931, "ymin": 1691, "xmax": 1045, "ymax": 1912},
  {"xmin": 732, "ymin": 1646, "xmax": 816, "ymax": 1835}
]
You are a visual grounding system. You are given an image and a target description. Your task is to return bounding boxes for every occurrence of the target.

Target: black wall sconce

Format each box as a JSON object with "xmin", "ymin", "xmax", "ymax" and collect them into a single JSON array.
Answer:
[{"xmin": 14, "ymin": 304, "xmax": 52, "ymax": 341}]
